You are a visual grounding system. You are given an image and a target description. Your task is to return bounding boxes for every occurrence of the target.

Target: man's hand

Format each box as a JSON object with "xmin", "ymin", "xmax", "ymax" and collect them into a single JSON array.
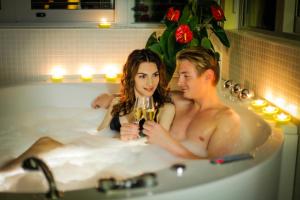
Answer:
[
  {"xmin": 143, "ymin": 121, "xmax": 172, "ymax": 146},
  {"xmin": 120, "ymin": 123, "xmax": 140, "ymax": 141},
  {"xmin": 91, "ymin": 93, "xmax": 114, "ymax": 109}
]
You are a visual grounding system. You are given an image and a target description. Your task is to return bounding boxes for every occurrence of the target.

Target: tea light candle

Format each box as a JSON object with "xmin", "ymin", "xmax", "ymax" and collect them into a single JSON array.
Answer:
[
  {"xmin": 105, "ymin": 72, "xmax": 118, "ymax": 82},
  {"xmin": 51, "ymin": 67, "xmax": 65, "ymax": 83},
  {"xmin": 81, "ymin": 74, "xmax": 93, "ymax": 82},
  {"xmin": 262, "ymin": 105, "xmax": 279, "ymax": 115},
  {"xmin": 98, "ymin": 18, "xmax": 111, "ymax": 28},
  {"xmin": 274, "ymin": 113, "xmax": 291, "ymax": 124},
  {"xmin": 251, "ymin": 99, "xmax": 267, "ymax": 108}
]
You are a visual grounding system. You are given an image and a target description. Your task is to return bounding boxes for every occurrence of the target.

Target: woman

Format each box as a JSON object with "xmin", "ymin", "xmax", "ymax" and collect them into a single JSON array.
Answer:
[
  {"xmin": 98, "ymin": 49, "xmax": 175, "ymax": 141},
  {"xmin": 0, "ymin": 49, "xmax": 175, "ymax": 171}
]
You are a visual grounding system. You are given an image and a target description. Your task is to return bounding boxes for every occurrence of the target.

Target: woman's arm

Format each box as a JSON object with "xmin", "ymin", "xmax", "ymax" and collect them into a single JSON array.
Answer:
[{"xmin": 97, "ymin": 97, "xmax": 119, "ymax": 131}]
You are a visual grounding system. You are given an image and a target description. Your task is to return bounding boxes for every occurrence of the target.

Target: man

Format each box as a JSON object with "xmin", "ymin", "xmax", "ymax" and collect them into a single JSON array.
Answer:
[{"xmin": 92, "ymin": 47, "xmax": 240, "ymax": 159}]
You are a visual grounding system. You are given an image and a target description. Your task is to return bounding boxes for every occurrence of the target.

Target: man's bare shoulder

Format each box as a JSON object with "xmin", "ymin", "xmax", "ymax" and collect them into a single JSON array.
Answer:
[{"xmin": 216, "ymin": 106, "xmax": 240, "ymax": 128}]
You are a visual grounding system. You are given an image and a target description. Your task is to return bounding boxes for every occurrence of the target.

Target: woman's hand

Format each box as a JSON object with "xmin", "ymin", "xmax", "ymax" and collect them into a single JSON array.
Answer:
[{"xmin": 120, "ymin": 123, "xmax": 140, "ymax": 141}]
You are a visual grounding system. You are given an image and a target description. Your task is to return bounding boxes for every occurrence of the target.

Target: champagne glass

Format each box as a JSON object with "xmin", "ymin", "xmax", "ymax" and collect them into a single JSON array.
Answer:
[
  {"xmin": 133, "ymin": 97, "xmax": 144, "ymax": 124},
  {"xmin": 143, "ymin": 96, "xmax": 156, "ymax": 121}
]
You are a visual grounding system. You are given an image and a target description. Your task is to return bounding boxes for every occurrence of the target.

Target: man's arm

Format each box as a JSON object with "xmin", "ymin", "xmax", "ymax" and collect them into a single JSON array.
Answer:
[
  {"xmin": 143, "ymin": 121, "xmax": 201, "ymax": 159},
  {"xmin": 91, "ymin": 93, "xmax": 117, "ymax": 109},
  {"xmin": 207, "ymin": 109, "xmax": 241, "ymax": 158}
]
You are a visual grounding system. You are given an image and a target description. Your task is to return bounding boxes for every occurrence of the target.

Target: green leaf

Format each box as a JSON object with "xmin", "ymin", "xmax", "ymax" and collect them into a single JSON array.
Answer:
[
  {"xmin": 189, "ymin": 16, "xmax": 198, "ymax": 30},
  {"xmin": 211, "ymin": 21, "xmax": 230, "ymax": 47},
  {"xmin": 145, "ymin": 32, "xmax": 159, "ymax": 48},
  {"xmin": 148, "ymin": 43, "xmax": 163, "ymax": 56},
  {"xmin": 190, "ymin": 38, "xmax": 199, "ymax": 47},
  {"xmin": 167, "ymin": 30, "xmax": 176, "ymax": 60},
  {"xmin": 179, "ymin": 4, "xmax": 191, "ymax": 24},
  {"xmin": 201, "ymin": 37, "xmax": 212, "ymax": 49},
  {"xmin": 159, "ymin": 26, "xmax": 175, "ymax": 60}
]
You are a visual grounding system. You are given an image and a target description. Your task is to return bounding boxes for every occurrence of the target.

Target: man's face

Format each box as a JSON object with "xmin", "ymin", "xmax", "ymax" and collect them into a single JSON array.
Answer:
[
  {"xmin": 177, "ymin": 59, "xmax": 207, "ymax": 99},
  {"xmin": 134, "ymin": 62, "xmax": 160, "ymax": 97}
]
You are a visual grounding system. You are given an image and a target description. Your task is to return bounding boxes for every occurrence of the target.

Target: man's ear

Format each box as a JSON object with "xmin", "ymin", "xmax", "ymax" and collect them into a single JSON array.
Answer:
[{"xmin": 204, "ymin": 69, "xmax": 215, "ymax": 82}]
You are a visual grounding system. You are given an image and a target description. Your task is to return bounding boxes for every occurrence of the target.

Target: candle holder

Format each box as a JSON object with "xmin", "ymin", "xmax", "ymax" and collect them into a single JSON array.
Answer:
[
  {"xmin": 251, "ymin": 99, "xmax": 267, "ymax": 108},
  {"xmin": 105, "ymin": 73, "xmax": 118, "ymax": 82},
  {"xmin": 273, "ymin": 113, "xmax": 291, "ymax": 125},
  {"xmin": 262, "ymin": 105, "xmax": 279, "ymax": 119},
  {"xmin": 80, "ymin": 75, "xmax": 93, "ymax": 82},
  {"xmin": 98, "ymin": 18, "xmax": 111, "ymax": 28},
  {"xmin": 51, "ymin": 76, "xmax": 63, "ymax": 83},
  {"xmin": 51, "ymin": 67, "xmax": 65, "ymax": 83}
]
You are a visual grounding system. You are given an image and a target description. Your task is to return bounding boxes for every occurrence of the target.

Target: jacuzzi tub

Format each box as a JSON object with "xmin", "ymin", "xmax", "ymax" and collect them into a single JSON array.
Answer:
[{"xmin": 0, "ymin": 82, "xmax": 283, "ymax": 200}]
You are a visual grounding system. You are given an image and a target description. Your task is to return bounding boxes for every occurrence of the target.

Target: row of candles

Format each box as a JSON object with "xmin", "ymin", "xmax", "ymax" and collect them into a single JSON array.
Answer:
[
  {"xmin": 51, "ymin": 66, "xmax": 119, "ymax": 83},
  {"xmin": 251, "ymin": 99, "xmax": 292, "ymax": 124}
]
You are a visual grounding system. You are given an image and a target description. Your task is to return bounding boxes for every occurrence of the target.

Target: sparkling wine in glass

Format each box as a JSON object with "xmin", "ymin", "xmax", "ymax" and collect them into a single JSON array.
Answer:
[
  {"xmin": 143, "ymin": 96, "xmax": 156, "ymax": 121},
  {"xmin": 133, "ymin": 97, "xmax": 144, "ymax": 124}
]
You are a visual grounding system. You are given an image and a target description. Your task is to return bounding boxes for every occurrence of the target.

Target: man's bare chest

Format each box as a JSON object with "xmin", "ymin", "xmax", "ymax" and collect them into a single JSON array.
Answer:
[{"xmin": 185, "ymin": 112, "xmax": 218, "ymax": 147}]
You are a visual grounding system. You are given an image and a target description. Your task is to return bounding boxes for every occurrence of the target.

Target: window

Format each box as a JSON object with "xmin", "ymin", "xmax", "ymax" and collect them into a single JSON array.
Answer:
[
  {"xmin": 242, "ymin": 0, "xmax": 276, "ymax": 31},
  {"xmin": 132, "ymin": 0, "xmax": 188, "ymax": 23},
  {"xmin": 240, "ymin": 0, "xmax": 299, "ymax": 37},
  {"xmin": 295, "ymin": 0, "xmax": 300, "ymax": 33},
  {"xmin": 31, "ymin": 0, "xmax": 115, "ymax": 10},
  {"xmin": 0, "ymin": 0, "xmax": 115, "ymax": 24}
]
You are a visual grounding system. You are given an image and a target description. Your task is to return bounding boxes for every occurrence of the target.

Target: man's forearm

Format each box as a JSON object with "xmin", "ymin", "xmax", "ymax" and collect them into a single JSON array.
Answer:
[{"xmin": 163, "ymin": 138, "xmax": 201, "ymax": 159}]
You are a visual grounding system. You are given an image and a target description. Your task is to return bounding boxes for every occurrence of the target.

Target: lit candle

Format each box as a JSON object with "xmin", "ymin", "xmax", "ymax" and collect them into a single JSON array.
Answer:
[
  {"xmin": 81, "ymin": 74, "xmax": 93, "ymax": 82},
  {"xmin": 51, "ymin": 67, "xmax": 65, "ymax": 83},
  {"xmin": 79, "ymin": 66, "xmax": 94, "ymax": 82},
  {"xmin": 67, "ymin": 0, "xmax": 80, "ymax": 10},
  {"xmin": 262, "ymin": 105, "xmax": 279, "ymax": 115},
  {"xmin": 105, "ymin": 72, "xmax": 118, "ymax": 82},
  {"xmin": 98, "ymin": 18, "xmax": 111, "ymax": 28},
  {"xmin": 274, "ymin": 113, "xmax": 291, "ymax": 124},
  {"xmin": 251, "ymin": 99, "xmax": 267, "ymax": 108}
]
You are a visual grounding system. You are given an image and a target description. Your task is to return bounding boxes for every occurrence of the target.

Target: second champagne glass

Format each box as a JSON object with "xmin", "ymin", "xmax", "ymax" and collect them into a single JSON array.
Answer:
[{"xmin": 143, "ymin": 96, "xmax": 156, "ymax": 121}]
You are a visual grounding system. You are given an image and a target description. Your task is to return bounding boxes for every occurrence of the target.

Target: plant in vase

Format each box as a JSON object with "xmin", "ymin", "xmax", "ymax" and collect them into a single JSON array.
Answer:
[{"xmin": 145, "ymin": 0, "xmax": 230, "ymax": 81}]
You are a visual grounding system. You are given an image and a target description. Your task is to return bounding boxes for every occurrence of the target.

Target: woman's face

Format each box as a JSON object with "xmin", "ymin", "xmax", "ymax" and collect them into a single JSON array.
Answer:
[{"xmin": 134, "ymin": 62, "xmax": 159, "ymax": 97}]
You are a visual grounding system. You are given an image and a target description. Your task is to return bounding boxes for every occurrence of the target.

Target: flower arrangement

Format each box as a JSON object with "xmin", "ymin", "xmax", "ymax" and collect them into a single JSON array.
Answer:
[{"xmin": 145, "ymin": 0, "xmax": 230, "ymax": 81}]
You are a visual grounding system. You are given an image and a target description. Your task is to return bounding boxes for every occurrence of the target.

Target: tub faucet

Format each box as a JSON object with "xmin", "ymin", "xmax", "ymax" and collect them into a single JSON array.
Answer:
[{"xmin": 22, "ymin": 157, "xmax": 63, "ymax": 200}]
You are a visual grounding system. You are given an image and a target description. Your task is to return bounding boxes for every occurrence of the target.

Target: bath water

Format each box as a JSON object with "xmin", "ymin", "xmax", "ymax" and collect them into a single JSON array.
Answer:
[{"xmin": 0, "ymin": 107, "xmax": 181, "ymax": 192}]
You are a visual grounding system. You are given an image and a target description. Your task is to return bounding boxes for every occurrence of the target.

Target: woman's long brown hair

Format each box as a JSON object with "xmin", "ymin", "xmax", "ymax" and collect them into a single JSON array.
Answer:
[{"xmin": 111, "ymin": 49, "xmax": 171, "ymax": 117}]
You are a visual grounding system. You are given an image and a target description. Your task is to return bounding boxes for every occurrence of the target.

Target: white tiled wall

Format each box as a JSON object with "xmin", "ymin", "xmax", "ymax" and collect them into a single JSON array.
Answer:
[
  {"xmin": 222, "ymin": 30, "xmax": 300, "ymax": 120},
  {"xmin": 0, "ymin": 28, "xmax": 161, "ymax": 84},
  {"xmin": 0, "ymin": 27, "xmax": 300, "ymax": 121}
]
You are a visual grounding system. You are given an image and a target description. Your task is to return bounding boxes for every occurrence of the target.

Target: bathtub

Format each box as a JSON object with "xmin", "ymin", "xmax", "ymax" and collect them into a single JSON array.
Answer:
[{"xmin": 0, "ymin": 82, "xmax": 283, "ymax": 200}]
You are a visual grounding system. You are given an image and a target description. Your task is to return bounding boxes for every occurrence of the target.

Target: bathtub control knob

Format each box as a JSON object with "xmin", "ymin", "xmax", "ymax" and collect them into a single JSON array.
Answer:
[
  {"xmin": 139, "ymin": 173, "xmax": 157, "ymax": 188},
  {"xmin": 98, "ymin": 178, "xmax": 117, "ymax": 192},
  {"xmin": 238, "ymin": 88, "xmax": 254, "ymax": 100},
  {"xmin": 98, "ymin": 173, "xmax": 157, "ymax": 192},
  {"xmin": 231, "ymin": 83, "xmax": 242, "ymax": 95},
  {"xmin": 223, "ymin": 80, "xmax": 233, "ymax": 89},
  {"xmin": 171, "ymin": 163, "xmax": 186, "ymax": 176}
]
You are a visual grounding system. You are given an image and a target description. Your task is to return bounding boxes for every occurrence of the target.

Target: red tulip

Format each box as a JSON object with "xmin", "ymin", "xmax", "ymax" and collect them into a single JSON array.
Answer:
[
  {"xmin": 175, "ymin": 24, "xmax": 193, "ymax": 44},
  {"xmin": 166, "ymin": 7, "xmax": 180, "ymax": 22},
  {"xmin": 210, "ymin": 5, "xmax": 225, "ymax": 21}
]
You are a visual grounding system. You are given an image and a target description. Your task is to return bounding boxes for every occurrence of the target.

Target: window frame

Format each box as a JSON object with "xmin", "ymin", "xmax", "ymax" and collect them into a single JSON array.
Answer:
[
  {"xmin": 239, "ymin": 0, "xmax": 300, "ymax": 40},
  {"xmin": 0, "ymin": 0, "xmax": 115, "ymax": 26}
]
